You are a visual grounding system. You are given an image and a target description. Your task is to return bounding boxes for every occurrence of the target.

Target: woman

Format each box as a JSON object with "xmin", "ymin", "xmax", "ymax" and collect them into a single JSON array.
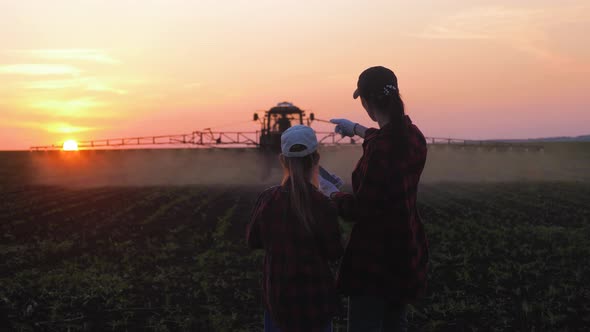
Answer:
[
  {"xmin": 327, "ymin": 66, "xmax": 429, "ymax": 332},
  {"xmin": 247, "ymin": 125, "xmax": 344, "ymax": 332}
]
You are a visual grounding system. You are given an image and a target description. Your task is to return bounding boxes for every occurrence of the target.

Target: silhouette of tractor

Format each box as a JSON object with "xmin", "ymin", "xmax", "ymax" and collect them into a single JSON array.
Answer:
[{"xmin": 253, "ymin": 102, "xmax": 315, "ymax": 153}]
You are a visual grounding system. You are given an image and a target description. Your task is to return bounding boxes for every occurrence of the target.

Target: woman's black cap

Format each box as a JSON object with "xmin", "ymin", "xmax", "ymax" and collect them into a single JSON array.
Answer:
[{"xmin": 353, "ymin": 66, "xmax": 398, "ymax": 99}]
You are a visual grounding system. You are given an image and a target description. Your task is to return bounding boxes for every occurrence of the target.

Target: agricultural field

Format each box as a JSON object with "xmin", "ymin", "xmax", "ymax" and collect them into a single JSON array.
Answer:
[{"xmin": 1, "ymin": 145, "xmax": 589, "ymax": 331}]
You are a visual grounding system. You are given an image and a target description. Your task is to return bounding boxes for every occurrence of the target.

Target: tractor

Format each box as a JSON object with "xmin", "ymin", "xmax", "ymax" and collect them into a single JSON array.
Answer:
[{"xmin": 253, "ymin": 102, "xmax": 315, "ymax": 153}]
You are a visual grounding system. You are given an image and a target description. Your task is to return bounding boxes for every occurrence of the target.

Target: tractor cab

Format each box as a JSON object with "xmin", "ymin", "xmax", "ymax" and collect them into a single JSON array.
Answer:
[{"xmin": 254, "ymin": 102, "xmax": 314, "ymax": 152}]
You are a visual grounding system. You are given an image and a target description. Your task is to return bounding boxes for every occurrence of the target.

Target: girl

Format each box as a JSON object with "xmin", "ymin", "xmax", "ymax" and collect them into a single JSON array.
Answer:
[
  {"xmin": 247, "ymin": 125, "xmax": 344, "ymax": 332},
  {"xmin": 328, "ymin": 66, "xmax": 429, "ymax": 332}
]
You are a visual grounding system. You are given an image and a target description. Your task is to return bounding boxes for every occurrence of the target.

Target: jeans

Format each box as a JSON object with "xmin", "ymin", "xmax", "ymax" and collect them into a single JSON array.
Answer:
[
  {"xmin": 347, "ymin": 296, "xmax": 408, "ymax": 332},
  {"xmin": 264, "ymin": 311, "xmax": 333, "ymax": 332}
]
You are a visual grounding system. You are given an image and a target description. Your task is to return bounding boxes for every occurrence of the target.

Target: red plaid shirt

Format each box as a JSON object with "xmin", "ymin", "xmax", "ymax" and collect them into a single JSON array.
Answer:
[
  {"xmin": 247, "ymin": 183, "xmax": 344, "ymax": 332},
  {"xmin": 331, "ymin": 115, "xmax": 429, "ymax": 304}
]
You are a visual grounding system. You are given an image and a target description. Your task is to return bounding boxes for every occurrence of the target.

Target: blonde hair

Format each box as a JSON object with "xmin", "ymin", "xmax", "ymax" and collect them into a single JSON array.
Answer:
[{"xmin": 281, "ymin": 144, "xmax": 319, "ymax": 232}]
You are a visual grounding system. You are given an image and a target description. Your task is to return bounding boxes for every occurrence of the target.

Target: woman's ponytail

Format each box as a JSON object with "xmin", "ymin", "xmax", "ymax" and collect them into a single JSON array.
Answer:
[
  {"xmin": 366, "ymin": 89, "xmax": 409, "ymax": 149},
  {"xmin": 390, "ymin": 91, "xmax": 409, "ymax": 147}
]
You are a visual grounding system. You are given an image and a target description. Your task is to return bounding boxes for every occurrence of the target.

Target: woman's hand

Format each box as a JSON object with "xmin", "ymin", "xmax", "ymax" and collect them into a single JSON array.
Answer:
[
  {"xmin": 330, "ymin": 119, "xmax": 356, "ymax": 137},
  {"xmin": 330, "ymin": 119, "xmax": 368, "ymax": 138}
]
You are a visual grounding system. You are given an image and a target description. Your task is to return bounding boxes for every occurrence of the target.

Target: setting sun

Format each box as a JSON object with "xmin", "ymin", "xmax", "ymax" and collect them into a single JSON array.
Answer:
[
  {"xmin": 62, "ymin": 140, "xmax": 78, "ymax": 151},
  {"xmin": 1, "ymin": 0, "xmax": 589, "ymax": 151}
]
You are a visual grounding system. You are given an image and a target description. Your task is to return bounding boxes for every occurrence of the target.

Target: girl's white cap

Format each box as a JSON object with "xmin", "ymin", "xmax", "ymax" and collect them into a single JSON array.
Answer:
[{"xmin": 281, "ymin": 125, "xmax": 318, "ymax": 157}]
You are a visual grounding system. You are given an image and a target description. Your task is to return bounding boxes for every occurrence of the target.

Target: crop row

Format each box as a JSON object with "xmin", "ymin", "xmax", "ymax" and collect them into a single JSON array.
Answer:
[{"xmin": 1, "ymin": 183, "xmax": 589, "ymax": 331}]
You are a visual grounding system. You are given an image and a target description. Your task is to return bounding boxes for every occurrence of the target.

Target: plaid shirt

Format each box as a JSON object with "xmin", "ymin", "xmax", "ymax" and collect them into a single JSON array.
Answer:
[
  {"xmin": 247, "ymin": 183, "xmax": 344, "ymax": 332},
  {"xmin": 331, "ymin": 115, "xmax": 429, "ymax": 304}
]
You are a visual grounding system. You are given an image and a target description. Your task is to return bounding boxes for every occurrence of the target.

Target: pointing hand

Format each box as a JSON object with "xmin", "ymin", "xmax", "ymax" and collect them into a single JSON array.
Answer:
[{"xmin": 330, "ymin": 119, "xmax": 357, "ymax": 137}]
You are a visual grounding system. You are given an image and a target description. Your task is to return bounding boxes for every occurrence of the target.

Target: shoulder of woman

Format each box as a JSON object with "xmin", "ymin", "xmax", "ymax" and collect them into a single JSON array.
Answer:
[
  {"xmin": 255, "ymin": 185, "xmax": 282, "ymax": 202},
  {"xmin": 411, "ymin": 123, "xmax": 427, "ymax": 146},
  {"xmin": 363, "ymin": 127, "xmax": 380, "ymax": 142}
]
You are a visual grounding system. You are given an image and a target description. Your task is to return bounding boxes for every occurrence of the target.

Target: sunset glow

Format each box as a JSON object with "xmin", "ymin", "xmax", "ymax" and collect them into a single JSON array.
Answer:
[
  {"xmin": 1, "ymin": 1, "xmax": 589, "ymax": 150},
  {"xmin": 62, "ymin": 140, "xmax": 79, "ymax": 151}
]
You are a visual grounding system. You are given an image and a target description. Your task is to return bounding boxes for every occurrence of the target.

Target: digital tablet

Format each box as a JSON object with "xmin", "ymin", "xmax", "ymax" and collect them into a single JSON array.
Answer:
[{"xmin": 319, "ymin": 166, "xmax": 342, "ymax": 187}]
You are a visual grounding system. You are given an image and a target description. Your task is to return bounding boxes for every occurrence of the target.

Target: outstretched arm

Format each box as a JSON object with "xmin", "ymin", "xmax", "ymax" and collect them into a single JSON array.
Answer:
[{"xmin": 352, "ymin": 123, "xmax": 368, "ymax": 139}]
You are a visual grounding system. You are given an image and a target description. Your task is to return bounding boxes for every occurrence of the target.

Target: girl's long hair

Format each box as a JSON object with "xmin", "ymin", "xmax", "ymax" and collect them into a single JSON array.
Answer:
[{"xmin": 282, "ymin": 145, "xmax": 319, "ymax": 233}]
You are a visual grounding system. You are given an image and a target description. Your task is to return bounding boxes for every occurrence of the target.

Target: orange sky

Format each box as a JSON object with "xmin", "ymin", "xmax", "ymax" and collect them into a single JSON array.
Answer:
[{"xmin": 1, "ymin": 0, "xmax": 589, "ymax": 150}]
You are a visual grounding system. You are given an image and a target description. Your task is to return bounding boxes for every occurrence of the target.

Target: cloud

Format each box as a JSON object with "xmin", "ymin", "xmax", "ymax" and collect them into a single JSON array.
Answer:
[
  {"xmin": 46, "ymin": 122, "xmax": 96, "ymax": 134},
  {"xmin": 29, "ymin": 97, "xmax": 114, "ymax": 119},
  {"xmin": 416, "ymin": 7, "xmax": 541, "ymax": 40},
  {"xmin": 184, "ymin": 82, "xmax": 202, "ymax": 89},
  {"xmin": 415, "ymin": 4, "xmax": 590, "ymax": 68},
  {"xmin": 8, "ymin": 120, "xmax": 97, "ymax": 134},
  {"xmin": 9, "ymin": 49, "xmax": 119, "ymax": 64},
  {"xmin": 24, "ymin": 77, "xmax": 127, "ymax": 95},
  {"xmin": 0, "ymin": 64, "xmax": 81, "ymax": 75},
  {"xmin": 85, "ymin": 81, "xmax": 127, "ymax": 94}
]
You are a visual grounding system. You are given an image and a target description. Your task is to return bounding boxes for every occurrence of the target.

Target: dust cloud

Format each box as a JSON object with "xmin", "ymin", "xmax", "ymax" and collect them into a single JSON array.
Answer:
[
  {"xmin": 421, "ymin": 142, "xmax": 590, "ymax": 183},
  {"xmin": 322, "ymin": 143, "xmax": 590, "ymax": 184},
  {"xmin": 14, "ymin": 142, "xmax": 590, "ymax": 188},
  {"xmin": 28, "ymin": 148, "xmax": 283, "ymax": 187}
]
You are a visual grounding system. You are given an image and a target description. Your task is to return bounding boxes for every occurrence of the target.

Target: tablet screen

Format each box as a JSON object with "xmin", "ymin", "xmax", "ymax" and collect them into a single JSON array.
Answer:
[{"xmin": 319, "ymin": 166, "xmax": 341, "ymax": 186}]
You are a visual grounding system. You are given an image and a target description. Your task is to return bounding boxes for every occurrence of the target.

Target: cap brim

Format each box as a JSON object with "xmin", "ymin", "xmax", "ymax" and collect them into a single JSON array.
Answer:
[{"xmin": 353, "ymin": 88, "xmax": 360, "ymax": 99}]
